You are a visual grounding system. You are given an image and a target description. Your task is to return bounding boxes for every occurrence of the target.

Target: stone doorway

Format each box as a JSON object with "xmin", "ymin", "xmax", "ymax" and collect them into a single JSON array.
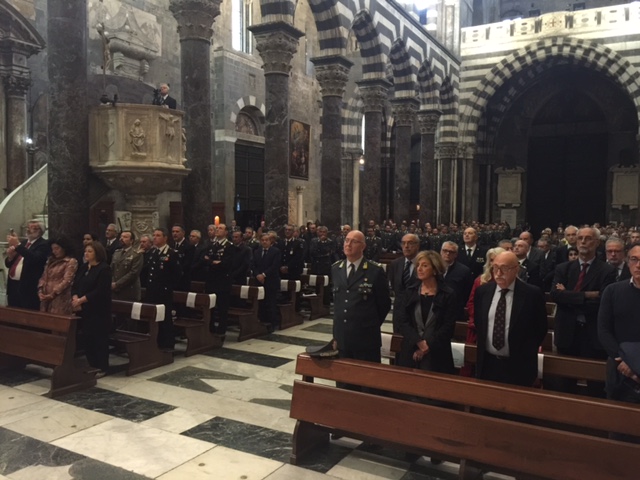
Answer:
[{"xmin": 234, "ymin": 143, "xmax": 264, "ymax": 230}]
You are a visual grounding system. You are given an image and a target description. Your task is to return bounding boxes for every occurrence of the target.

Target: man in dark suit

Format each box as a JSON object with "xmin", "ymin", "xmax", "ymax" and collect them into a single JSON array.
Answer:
[
  {"xmin": 152, "ymin": 83, "xmax": 177, "ymax": 109},
  {"xmin": 387, "ymin": 233, "xmax": 419, "ymax": 332},
  {"xmin": 231, "ymin": 230, "xmax": 252, "ymax": 285},
  {"xmin": 474, "ymin": 251, "xmax": 548, "ymax": 387},
  {"xmin": 513, "ymin": 239, "xmax": 542, "ymax": 288},
  {"xmin": 170, "ymin": 224, "xmax": 193, "ymax": 291},
  {"xmin": 537, "ymin": 237, "xmax": 557, "ymax": 292},
  {"xmin": 278, "ymin": 224, "xmax": 304, "ymax": 280},
  {"xmin": 252, "ymin": 233, "xmax": 282, "ymax": 330},
  {"xmin": 144, "ymin": 228, "xmax": 181, "ymax": 349},
  {"xmin": 605, "ymin": 237, "xmax": 631, "ymax": 282},
  {"xmin": 332, "ymin": 230, "xmax": 391, "ymax": 367},
  {"xmin": 519, "ymin": 231, "xmax": 545, "ymax": 266},
  {"xmin": 199, "ymin": 223, "xmax": 235, "ymax": 334},
  {"xmin": 457, "ymin": 227, "xmax": 487, "ymax": 279},
  {"xmin": 5, "ymin": 220, "xmax": 50, "ymax": 310},
  {"xmin": 555, "ymin": 225, "xmax": 578, "ymax": 264},
  {"xmin": 103, "ymin": 223, "xmax": 121, "ymax": 265},
  {"xmin": 551, "ymin": 226, "xmax": 617, "ymax": 397},
  {"xmin": 440, "ymin": 241, "xmax": 473, "ymax": 319},
  {"xmin": 188, "ymin": 229, "xmax": 207, "ymax": 282},
  {"xmin": 137, "ymin": 234, "xmax": 153, "ymax": 288}
]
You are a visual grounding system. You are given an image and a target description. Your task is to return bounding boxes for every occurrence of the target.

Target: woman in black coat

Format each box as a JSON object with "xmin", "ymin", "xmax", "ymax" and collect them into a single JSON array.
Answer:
[
  {"xmin": 72, "ymin": 241, "xmax": 112, "ymax": 377},
  {"xmin": 397, "ymin": 250, "xmax": 457, "ymax": 374}
]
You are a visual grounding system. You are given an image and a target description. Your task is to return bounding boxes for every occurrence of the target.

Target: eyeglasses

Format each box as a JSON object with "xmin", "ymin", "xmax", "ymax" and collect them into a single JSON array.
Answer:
[
  {"xmin": 491, "ymin": 265, "xmax": 517, "ymax": 274},
  {"xmin": 629, "ymin": 257, "xmax": 640, "ymax": 265},
  {"xmin": 441, "ymin": 249, "xmax": 457, "ymax": 255}
]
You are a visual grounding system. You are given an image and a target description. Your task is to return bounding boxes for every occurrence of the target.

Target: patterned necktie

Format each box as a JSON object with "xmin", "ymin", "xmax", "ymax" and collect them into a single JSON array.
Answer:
[
  {"xmin": 574, "ymin": 263, "xmax": 589, "ymax": 291},
  {"xmin": 492, "ymin": 289, "xmax": 509, "ymax": 351},
  {"xmin": 402, "ymin": 260, "xmax": 411, "ymax": 287}
]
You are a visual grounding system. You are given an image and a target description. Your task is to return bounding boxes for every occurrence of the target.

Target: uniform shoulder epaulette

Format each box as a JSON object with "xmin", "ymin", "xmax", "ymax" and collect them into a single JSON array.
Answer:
[
  {"xmin": 332, "ymin": 259, "xmax": 342, "ymax": 267},
  {"xmin": 368, "ymin": 260, "xmax": 383, "ymax": 268}
]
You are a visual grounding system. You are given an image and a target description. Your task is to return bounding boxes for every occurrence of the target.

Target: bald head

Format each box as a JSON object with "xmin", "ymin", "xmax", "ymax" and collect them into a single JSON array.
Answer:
[
  {"xmin": 344, "ymin": 230, "xmax": 366, "ymax": 262},
  {"xmin": 492, "ymin": 251, "xmax": 519, "ymax": 289}
]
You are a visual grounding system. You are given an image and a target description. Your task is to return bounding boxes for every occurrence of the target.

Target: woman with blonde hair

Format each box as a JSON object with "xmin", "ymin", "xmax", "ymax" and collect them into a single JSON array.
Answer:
[{"xmin": 396, "ymin": 250, "xmax": 457, "ymax": 373}]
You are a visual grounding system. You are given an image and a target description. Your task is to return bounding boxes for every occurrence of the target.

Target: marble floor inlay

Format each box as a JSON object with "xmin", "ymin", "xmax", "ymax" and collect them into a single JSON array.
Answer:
[
  {"xmin": 0, "ymin": 368, "xmax": 46, "ymax": 388},
  {"xmin": 262, "ymin": 333, "xmax": 328, "ymax": 347},
  {"xmin": 57, "ymin": 387, "xmax": 176, "ymax": 422},
  {"xmin": 202, "ymin": 347, "xmax": 292, "ymax": 368},
  {"xmin": 148, "ymin": 366, "xmax": 248, "ymax": 394},
  {"xmin": 301, "ymin": 323, "xmax": 334, "ymax": 334}
]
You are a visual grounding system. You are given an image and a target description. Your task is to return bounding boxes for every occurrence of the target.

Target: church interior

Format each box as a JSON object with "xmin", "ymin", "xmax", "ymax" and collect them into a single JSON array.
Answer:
[{"xmin": 1, "ymin": 0, "xmax": 640, "ymax": 478}]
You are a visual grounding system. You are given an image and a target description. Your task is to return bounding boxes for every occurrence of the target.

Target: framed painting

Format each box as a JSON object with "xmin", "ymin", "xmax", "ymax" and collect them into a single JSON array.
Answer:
[{"xmin": 289, "ymin": 120, "xmax": 310, "ymax": 180}]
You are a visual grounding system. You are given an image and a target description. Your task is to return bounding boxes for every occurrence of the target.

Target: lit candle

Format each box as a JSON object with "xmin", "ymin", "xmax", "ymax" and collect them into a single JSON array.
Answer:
[{"xmin": 214, "ymin": 216, "xmax": 220, "ymax": 226}]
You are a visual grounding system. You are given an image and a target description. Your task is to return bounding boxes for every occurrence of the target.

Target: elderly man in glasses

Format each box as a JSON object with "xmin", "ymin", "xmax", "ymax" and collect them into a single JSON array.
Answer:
[{"xmin": 473, "ymin": 251, "xmax": 547, "ymax": 387}]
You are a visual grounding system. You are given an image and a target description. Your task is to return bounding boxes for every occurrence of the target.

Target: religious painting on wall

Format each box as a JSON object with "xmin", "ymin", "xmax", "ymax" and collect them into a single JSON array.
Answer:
[{"xmin": 289, "ymin": 120, "xmax": 310, "ymax": 180}]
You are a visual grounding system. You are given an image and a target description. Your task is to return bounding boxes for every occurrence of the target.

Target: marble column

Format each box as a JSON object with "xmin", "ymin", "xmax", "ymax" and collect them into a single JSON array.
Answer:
[
  {"xmin": 249, "ymin": 22, "xmax": 304, "ymax": 232},
  {"xmin": 296, "ymin": 186, "xmax": 304, "ymax": 228},
  {"xmin": 170, "ymin": 0, "xmax": 221, "ymax": 231},
  {"xmin": 417, "ymin": 109, "xmax": 441, "ymax": 225},
  {"xmin": 47, "ymin": 0, "xmax": 89, "ymax": 241},
  {"xmin": 458, "ymin": 144, "xmax": 476, "ymax": 222},
  {"xmin": 357, "ymin": 79, "xmax": 390, "ymax": 224},
  {"xmin": 436, "ymin": 142, "xmax": 458, "ymax": 224},
  {"xmin": 390, "ymin": 98, "xmax": 418, "ymax": 223},
  {"xmin": 311, "ymin": 55, "xmax": 352, "ymax": 232},
  {"xmin": 3, "ymin": 76, "xmax": 30, "ymax": 192}
]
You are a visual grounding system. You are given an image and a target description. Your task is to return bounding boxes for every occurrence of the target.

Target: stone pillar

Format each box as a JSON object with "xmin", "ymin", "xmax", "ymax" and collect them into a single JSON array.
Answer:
[
  {"xmin": 169, "ymin": 0, "xmax": 221, "ymax": 231},
  {"xmin": 417, "ymin": 109, "xmax": 441, "ymax": 226},
  {"xmin": 249, "ymin": 22, "xmax": 304, "ymax": 232},
  {"xmin": 341, "ymin": 151, "xmax": 358, "ymax": 226},
  {"xmin": 353, "ymin": 157, "xmax": 362, "ymax": 230},
  {"xmin": 126, "ymin": 194, "xmax": 158, "ymax": 240},
  {"xmin": 390, "ymin": 98, "xmax": 419, "ymax": 223},
  {"xmin": 3, "ymin": 76, "xmax": 30, "ymax": 192},
  {"xmin": 458, "ymin": 144, "xmax": 476, "ymax": 222},
  {"xmin": 437, "ymin": 142, "xmax": 458, "ymax": 224},
  {"xmin": 47, "ymin": 0, "xmax": 89, "ymax": 241},
  {"xmin": 296, "ymin": 186, "xmax": 304, "ymax": 227},
  {"xmin": 357, "ymin": 79, "xmax": 390, "ymax": 224},
  {"xmin": 311, "ymin": 55, "xmax": 353, "ymax": 232}
]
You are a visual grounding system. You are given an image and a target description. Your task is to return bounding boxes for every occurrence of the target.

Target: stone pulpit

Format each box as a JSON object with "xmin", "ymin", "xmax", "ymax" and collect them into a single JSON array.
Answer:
[{"xmin": 89, "ymin": 104, "xmax": 190, "ymax": 237}]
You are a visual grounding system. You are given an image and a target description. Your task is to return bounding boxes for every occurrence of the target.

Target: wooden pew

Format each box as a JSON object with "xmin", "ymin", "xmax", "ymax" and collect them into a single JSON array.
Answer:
[
  {"xmin": 453, "ymin": 320, "xmax": 555, "ymax": 352},
  {"xmin": 110, "ymin": 301, "xmax": 173, "ymax": 375},
  {"xmin": 290, "ymin": 354, "xmax": 638, "ymax": 480},
  {"xmin": 300, "ymin": 274, "xmax": 329, "ymax": 320},
  {"xmin": 0, "ymin": 307, "xmax": 96, "ymax": 397},
  {"xmin": 279, "ymin": 280, "xmax": 302, "ymax": 330},
  {"xmin": 190, "ymin": 282, "xmax": 267, "ymax": 342},
  {"xmin": 172, "ymin": 292, "xmax": 223, "ymax": 356}
]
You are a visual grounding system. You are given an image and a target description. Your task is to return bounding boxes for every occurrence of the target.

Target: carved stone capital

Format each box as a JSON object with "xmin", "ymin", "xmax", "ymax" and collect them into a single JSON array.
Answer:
[
  {"xmin": 436, "ymin": 142, "xmax": 459, "ymax": 160},
  {"xmin": 3, "ymin": 75, "xmax": 31, "ymax": 96},
  {"xmin": 169, "ymin": 0, "xmax": 222, "ymax": 42},
  {"xmin": 311, "ymin": 55, "xmax": 353, "ymax": 98},
  {"xmin": 417, "ymin": 109, "xmax": 442, "ymax": 135},
  {"xmin": 390, "ymin": 98, "xmax": 419, "ymax": 127},
  {"xmin": 357, "ymin": 79, "xmax": 391, "ymax": 113},
  {"xmin": 249, "ymin": 22, "xmax": 304, "ymax": 75}
]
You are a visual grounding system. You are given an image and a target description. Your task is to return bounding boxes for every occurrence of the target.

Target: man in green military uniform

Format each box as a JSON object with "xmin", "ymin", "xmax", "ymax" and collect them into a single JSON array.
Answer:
[{"xmin": 332, "ymin": 230, "xmax": 391, "ymax": 365}]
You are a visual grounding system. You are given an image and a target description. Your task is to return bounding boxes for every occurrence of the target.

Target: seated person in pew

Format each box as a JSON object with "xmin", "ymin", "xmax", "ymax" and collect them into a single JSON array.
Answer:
[
  {"xmin": 72, "ymin": 241, "xmax": 112, "ymax": 378},
  {"xmin": 396, "ymin": 250, "xmax": 457, "ymax": 375},
  {"xmin": 473, "ymin": 251, "xmax": 547, "ymax": 387}
]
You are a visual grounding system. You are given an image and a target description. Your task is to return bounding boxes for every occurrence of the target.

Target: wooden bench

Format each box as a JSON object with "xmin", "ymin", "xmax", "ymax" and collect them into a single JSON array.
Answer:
[
  {"xmin": 110, "ymin": 301, "xmax": 173, "ymax": 375},
  {"xmin": 291, "ymin": 354, "xmax": 638, "ymax": 480},
  {"xmin": 279, "ymin": 280, "xmax": 303, "ymax": 330},
  {"xmin": 0, "ymin": 307, "xmax": 96, "ymax": 398},
  {"xmin": 300, "ymin": 274, "xmax": 330, "ymax": 320},
  {"xmin": 190, "ymin": 282, "xmax": 267, "ymax": 342},
  {"xmin": 453, "ymin": 320, "xmax": 555, "ymax": 352},
  {"xmin": 172, "ymin": 291, "xmax": 223, "ymax": 356}
]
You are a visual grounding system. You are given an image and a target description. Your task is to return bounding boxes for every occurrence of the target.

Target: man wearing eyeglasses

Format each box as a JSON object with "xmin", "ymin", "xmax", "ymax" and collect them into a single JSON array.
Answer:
[
  {"xmin": 440, "ymin": 241, "xmax": 473, "ymax": 319},
  {"xmin": 598, "ymin": 243, "xmax": 640, "ymax": 413},
  {"xmin": 474, "ymin": 251, "xmax": 547, "ymax": 387},
  {"xmin": 605, "ymin": 237, "xmax": 630, "ymax": 282}
]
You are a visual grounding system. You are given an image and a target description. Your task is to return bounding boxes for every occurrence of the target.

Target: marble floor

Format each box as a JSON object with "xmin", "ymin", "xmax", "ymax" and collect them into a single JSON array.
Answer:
[{"xmin": 0, "ymin": 309, "xmax": 513, "ymax": 480}]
